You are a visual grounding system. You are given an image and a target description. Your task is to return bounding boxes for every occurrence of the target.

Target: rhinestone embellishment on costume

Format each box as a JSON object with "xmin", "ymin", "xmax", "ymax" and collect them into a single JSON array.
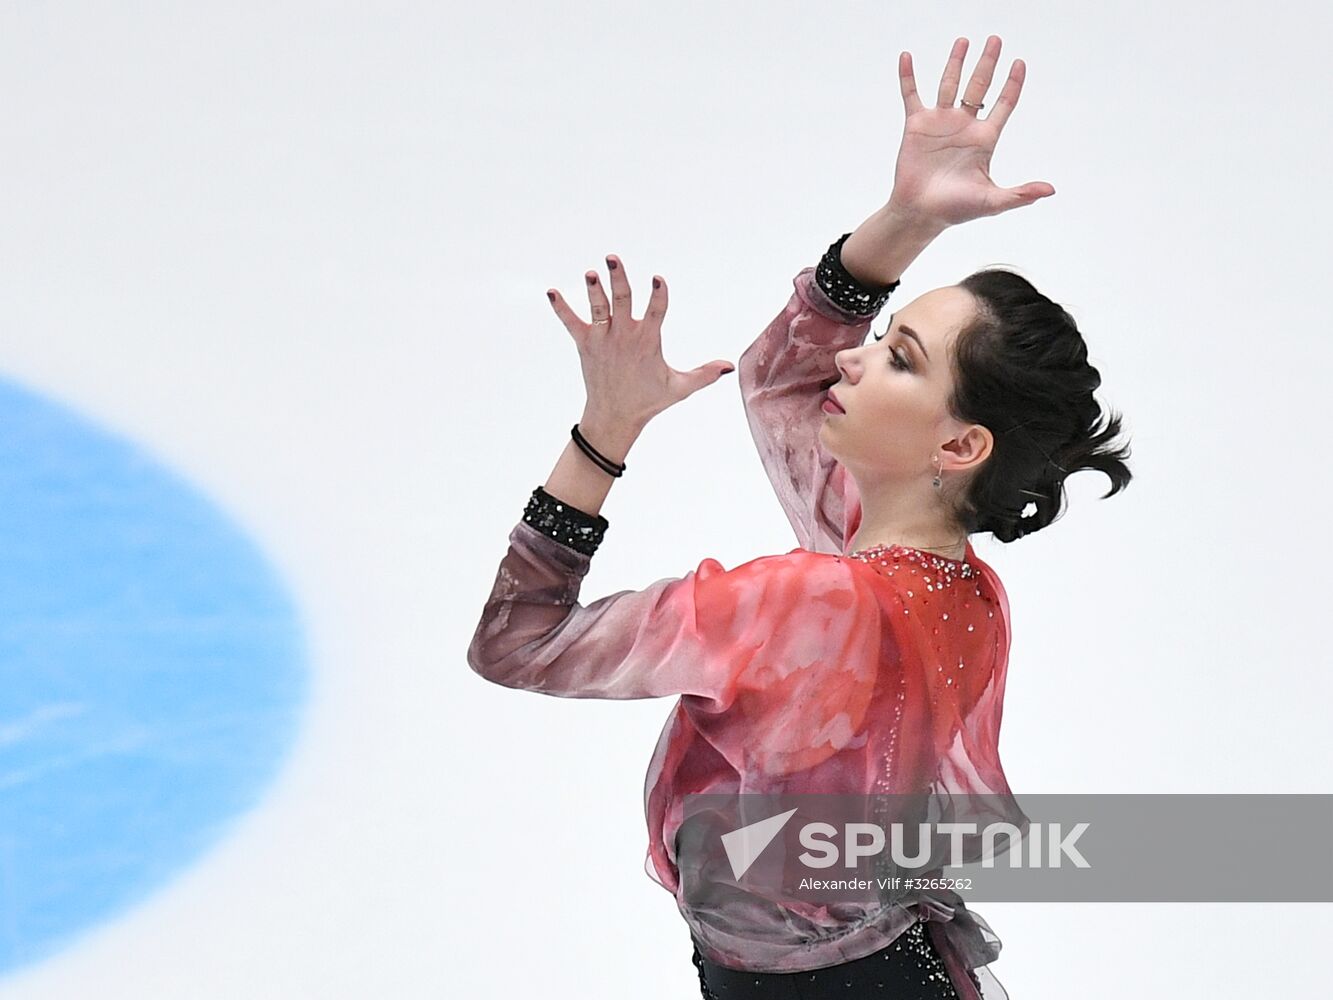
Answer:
[
  {"xmin": 844, "ymin": 543, "xmax": 983, "ymax": 713},
  {"xmin": 691, "ymin": 919, "xmax": 968, "ymax": 999},
  {"xmin": 846, "ymin": 543, "xmax": 975, "ymax": 583},
  {"xmin": 521, "ymin": 485, "xmax": 608, "ymax": 557}
]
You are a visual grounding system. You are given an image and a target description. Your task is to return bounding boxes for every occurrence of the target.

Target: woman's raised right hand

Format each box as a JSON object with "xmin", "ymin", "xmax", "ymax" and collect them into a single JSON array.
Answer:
[{"xmin": 886, "ymin": 36, "xmax": 1055, "ymax": 228}]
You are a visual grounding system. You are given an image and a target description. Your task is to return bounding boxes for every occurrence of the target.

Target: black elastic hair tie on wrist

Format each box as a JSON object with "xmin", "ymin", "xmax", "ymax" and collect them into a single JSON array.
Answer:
[{"xmin": 571, "ymin": 422, "xmax": 626, "ymax": 478}]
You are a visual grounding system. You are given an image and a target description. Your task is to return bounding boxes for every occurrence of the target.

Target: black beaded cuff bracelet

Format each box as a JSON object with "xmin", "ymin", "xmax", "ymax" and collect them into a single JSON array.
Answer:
[
  {"xmin": 815, "ymin": 232, "xmax": 901, "ymax": 318},
  {"xmin": 522, "ymin": 485, "xmax": 609, "ymax": 557}
]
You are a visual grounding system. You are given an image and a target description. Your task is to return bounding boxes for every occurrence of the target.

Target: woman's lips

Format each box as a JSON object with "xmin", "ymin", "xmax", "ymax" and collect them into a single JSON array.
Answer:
[{"xmin": 822, "ymin": 391, "xmax": 845, "ymax": 415}]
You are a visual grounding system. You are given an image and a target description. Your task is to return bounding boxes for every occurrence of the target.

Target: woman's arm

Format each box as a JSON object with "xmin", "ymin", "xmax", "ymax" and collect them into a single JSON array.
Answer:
[
  {"xmin": 737, "ymin": 208, "xmax": 943, "ymax": 554},
  {"xmin": 537, "ymin": 259, "xmax": 734, "ymax": 523},
  {"xmin": 542, "ymin": 411, "xmax": 639, "ymax": 522},
  {"xmin": 469, "ymin": 254, "xmax": 754, "ymax": 700},
  {"xmin": 841, "ymin": 203, "xmax": 948, "ymax": 287},
  {"xmin": 736, "ymin": 35, "xmax": 1056, "ymax": 555},
  {"xmin": 466, "ymin": 513, "xmax": 742, "ymax": 703},
  {"xmin": 467, "ymin": 500, "xmax": 880, "ymax": 732}
]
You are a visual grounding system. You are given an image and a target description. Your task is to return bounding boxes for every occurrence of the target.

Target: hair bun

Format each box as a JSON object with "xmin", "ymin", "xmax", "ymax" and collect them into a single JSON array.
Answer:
[{"xmin": 950, "ymin": 267, "xmax": 1134, "ymax": 544}]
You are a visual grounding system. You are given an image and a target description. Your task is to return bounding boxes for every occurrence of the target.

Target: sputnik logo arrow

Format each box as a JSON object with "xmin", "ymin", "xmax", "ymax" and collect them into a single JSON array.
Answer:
[{"xmin": 721, "ymin": 808, "xmax": 800, "ymax": 880}]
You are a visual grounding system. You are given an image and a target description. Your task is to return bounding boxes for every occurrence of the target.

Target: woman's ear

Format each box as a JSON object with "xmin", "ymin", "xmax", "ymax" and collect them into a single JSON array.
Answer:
[{"xmin": 943, "ymin": 424, "xmax": 993, "ymax": 474}]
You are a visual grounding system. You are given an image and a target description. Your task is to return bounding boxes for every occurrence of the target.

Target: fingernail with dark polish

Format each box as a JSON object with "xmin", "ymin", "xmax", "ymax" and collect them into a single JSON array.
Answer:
[
  {"xmin": 587, "ymin": 274, "xmax": 597, "ymax": 285},
  {"xmin": 652, "ymin": 277, "xmax": 660, "ymax": 289},
  {"xmin": 547, "ymin": 291, "xmax": 555, "ymax": 302},
  {"xmin": 607, "ymin": 258, "xmax": 617, "ymax": 270}
]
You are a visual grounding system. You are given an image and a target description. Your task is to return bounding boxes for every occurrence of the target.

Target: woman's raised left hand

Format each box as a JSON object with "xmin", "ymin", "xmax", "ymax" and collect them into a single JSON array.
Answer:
[{"xmin": 547, "ymin": 254, "xmax": 735, "ymax": 435}]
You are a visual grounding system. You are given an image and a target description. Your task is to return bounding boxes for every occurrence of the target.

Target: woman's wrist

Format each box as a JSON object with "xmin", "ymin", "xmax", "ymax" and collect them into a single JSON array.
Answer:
[
  {"xmin": 577, "ymin": 409, "xmax": 642, "ymax": 463},
  {"xmin": 540, "ymin": 414, "xmax": 639, "ymax": 525},
  {"xmin": 840, "ymin": 202, "xmax": 950, "ymax": 287}
]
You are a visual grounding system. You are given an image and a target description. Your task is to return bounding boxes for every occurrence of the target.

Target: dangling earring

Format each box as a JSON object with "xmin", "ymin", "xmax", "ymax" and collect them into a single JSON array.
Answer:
[{"xmin": 931, "ymin": 454, "xmax": 943, "ymax": 490}]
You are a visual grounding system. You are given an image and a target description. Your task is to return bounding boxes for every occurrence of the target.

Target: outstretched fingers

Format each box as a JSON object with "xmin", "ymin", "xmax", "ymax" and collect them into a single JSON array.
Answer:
[
  {"xmin": 935, "ymin": 37, "xmax": 969, "ymax": 108},
  {"xmin": 603, "ymin": 254, "xmax": 632, "ymax": 322},
  {"xmin": 545, "ymin": 268, "xmax": 610, "ymax": 339},
  {"xmin": 989, "ymin": 180, "xmax": 1056, "ymax": 217},
  {"xmin": 899, "ymin": 51, "xmax": 923, "ymax": 116},
  {"xmin": 644, "ymin": 273, "xmax": 668, "ymax": 326},
  {"xmin": 585, "ymin": 269, "xmax": 611, "ymax": 325},
  {"xmin": 958, "ymin": 35, "xmax": 1002, "ymax": 114},
  {"xmin": 547, "ymin": 259, "xmax": 670, "ymax": 340},
  {"xmin": 547, "ymin": 283, "xmax": 594, "ymax": 340},
  {"xmin": 984, "ymin": 58, "xmax": 1027, "ymax": 134}
]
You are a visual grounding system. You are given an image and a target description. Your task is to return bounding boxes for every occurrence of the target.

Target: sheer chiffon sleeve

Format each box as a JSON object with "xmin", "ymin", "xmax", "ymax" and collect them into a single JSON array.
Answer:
[
  {"xmin": 466, "ymin": 518, "xmax": 881, "ymax": 732},
  {"xmin": 467, "ymin": 509, "xmax": 1024, "ymax": 1000},
  {"xmin": 737, "ymin": 267, "xmax": 879, "ymax": 555}
]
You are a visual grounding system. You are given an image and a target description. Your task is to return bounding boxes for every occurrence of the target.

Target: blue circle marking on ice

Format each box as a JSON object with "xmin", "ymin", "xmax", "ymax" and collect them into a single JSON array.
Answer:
[{"xmin": 0, "ymin": 378, "xmax": 307, "ymax": 976}]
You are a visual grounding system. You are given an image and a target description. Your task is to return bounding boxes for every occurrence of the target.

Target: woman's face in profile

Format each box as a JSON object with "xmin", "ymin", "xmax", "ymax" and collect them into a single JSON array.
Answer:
[{"xmin": 821, "ymin": 285, "xmax": 983, "ymax": 481}]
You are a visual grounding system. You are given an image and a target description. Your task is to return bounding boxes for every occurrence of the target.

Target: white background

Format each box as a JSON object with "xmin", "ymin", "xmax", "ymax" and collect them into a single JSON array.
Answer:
[{"xmin": 2, "ymin": 1, "xmax": 1330, "ymax": 997}]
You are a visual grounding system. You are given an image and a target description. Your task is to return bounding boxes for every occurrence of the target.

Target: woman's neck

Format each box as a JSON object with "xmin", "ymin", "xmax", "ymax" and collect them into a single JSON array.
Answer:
[
  {"xmin": 846, "ymin": 472, "xmax": 969, "ymax": 561},
  {"xmin": 848, "ymin": 512, "xmax": 969, "ymax": 561},
  {"xmin": 851, "ymin": 536, "xmax": 968, "ymax": 561}
]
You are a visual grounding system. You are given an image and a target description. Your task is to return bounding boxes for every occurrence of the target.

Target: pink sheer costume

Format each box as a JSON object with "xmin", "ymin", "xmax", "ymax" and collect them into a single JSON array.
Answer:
[{"xmin": 467, "ymin": 267, "xmax": 1025, "ymax": 1000}]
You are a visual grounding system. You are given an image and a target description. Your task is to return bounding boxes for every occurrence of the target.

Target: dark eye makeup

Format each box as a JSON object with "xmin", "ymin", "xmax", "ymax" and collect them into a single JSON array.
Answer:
[{"xmin": 872, "ymin": 330, "xmax": 912, "ymax": 371}]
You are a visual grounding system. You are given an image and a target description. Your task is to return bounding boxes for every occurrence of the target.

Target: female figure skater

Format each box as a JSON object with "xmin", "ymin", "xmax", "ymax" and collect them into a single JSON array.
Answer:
[{"xmin": 468, "ymin": 35, "xmax": 1131, "ymax": 1000}]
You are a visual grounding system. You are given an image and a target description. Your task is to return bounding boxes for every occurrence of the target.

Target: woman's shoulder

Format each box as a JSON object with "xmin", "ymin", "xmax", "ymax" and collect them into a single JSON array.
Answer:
[
  {"xmin": 696, "ymin": 544, "xmax": 1007, "ymax": 623},
  {"xmin": 725, "ymin": 546, "xmax": 878, "ymax": 592},
  {"xmin": 713, "ymin": 545, "xmax": 961, "ymax": 595},
  {"xmin": 822, "ymin": 545, "xmax": 1007, "ymax": 624},
  {"xmin": 688, "ymin": 547, "xmax": 881, "ymax": 628}
]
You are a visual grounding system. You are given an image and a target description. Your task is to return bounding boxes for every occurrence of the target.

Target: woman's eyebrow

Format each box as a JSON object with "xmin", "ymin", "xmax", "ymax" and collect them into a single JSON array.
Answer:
[
  {"xmin": 899, "ymin": 326, "xmax": 929, "ymax": 362},
  {"xmin": 887, "ymin": 313, "xmax": 930, "ymax": 362}
]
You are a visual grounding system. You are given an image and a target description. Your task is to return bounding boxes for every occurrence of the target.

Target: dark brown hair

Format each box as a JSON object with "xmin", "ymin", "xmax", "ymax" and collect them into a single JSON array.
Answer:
[{"xmin": 946, "ymin": 268, "xmax": 1133, "ymax": 543}]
